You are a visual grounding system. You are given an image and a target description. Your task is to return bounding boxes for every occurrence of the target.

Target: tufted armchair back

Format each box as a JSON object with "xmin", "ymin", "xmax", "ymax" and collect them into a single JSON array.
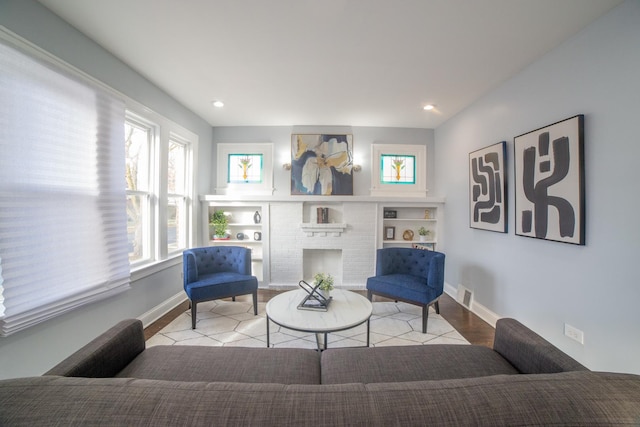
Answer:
[
  {"xmin": 375, "ymin": 247, "xmax": 445, "ymax": 290},
  {"xmin": 183, "ymin": 246, "xmax": 252, "ymax": 284}
]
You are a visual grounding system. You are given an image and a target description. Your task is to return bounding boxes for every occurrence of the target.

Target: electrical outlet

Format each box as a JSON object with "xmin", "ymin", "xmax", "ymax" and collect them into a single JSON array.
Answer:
[{"xmin": 564, "ymin": 323, "xmax": 584, "ymax": 344}]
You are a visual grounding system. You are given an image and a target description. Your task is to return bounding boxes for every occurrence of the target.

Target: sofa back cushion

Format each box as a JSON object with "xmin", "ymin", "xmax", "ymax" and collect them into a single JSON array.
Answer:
[{"xmin": 3, "ymin": 372, "xmax": 640, "ymax": 425}]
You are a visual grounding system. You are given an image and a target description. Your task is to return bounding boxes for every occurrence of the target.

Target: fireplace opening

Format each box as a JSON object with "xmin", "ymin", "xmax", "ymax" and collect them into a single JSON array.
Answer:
[{"xmin": 302, "ymin": 249, "xmax": 342, "ymax": 287}]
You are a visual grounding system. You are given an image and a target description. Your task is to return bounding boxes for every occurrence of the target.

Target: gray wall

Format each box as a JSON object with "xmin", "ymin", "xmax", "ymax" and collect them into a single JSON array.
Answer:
[
  {"xmin": 434, "ymin": 0, "xmax": 640, "ymax": 374},
  {"xmin": 212, "ymin": 126, "xmax": 436, "ymax": 196},
  {"xmin": 0, "ymin": 0, "xmax": 213, "ymax": 379}
]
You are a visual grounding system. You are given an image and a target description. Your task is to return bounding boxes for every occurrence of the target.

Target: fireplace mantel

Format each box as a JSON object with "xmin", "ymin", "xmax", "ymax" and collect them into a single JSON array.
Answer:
[{"xmin": 299, "ymin": 222, "xmax": 348, "ymax": 237}]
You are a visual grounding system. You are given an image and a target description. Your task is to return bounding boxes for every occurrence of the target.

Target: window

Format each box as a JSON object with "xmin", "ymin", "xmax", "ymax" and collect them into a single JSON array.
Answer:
[
  {"xmin": 125, "ymin": 117, "xmax": 155, "ymax": 264},
  {"xmin": 371, "ymin": 144, "xmax": 427, "ymax": 197},
  {"xmin": 167, "ymin": 137, "xmax": 189, "ymax": 253},
  {"xmin": 0, "ymin": 34, "xmax": 130, "ymax": 336},
  {"xmin": 228, "ymin": 154, "xmax": 263, "ymax": 183},
  {"xmin": 216, "ymin": 143, "xmax": 273, "ymax": 195},
  {"xmin": 125, "ymin": 109, "xmax": 195, "ymax": 267},
  {"xmin": 381, "ymin": 154, "xmax": 416, "ymax": 184}
]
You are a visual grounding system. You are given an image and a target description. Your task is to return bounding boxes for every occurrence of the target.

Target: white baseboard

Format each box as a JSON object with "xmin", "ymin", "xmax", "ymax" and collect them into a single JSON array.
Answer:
[
  {"xmin": 137, "ymin": 292, "xmax": 188, "ymax": 328},
  {"xmin": 443, "ymin": 282, "xmax": 500, "ymax": 328}
]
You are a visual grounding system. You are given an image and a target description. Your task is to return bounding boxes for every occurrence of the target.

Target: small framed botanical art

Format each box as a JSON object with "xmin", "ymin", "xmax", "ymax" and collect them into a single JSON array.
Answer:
[
  {"xmin": 514, "ymin": 115, "xmax": 585, "ymax": 245},
  {"xmin": 469, "ymin": 141, "xmax": 507, "ymax": 233},
  {"xmin": 384, "ymin": 226, "xmax": 396, "ymax": 240}
]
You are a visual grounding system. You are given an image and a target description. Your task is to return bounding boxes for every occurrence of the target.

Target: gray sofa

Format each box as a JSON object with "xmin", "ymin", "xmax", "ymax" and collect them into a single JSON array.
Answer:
[{"xmin": 1, "ymin": 318, "xmax": 640, "ymax": 426}]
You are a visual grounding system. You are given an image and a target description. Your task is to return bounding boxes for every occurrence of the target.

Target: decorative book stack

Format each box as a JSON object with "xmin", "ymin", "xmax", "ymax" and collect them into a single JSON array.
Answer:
[{"xmin": 316, "ymin": 207, "xmax": 329, "ymax": 224}]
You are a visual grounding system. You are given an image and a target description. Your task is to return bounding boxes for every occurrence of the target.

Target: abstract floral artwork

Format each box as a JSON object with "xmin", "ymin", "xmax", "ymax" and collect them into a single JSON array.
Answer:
[
  {"xmin": 514, "ymin": 115, "xmax": 585, "ymax": 245},
  {"xmin": 291, "ymin": 134, "xmax": 353, "ymax": 195},
  {"xmin": 469, "ymin": 141, "xmax": 507, "ymax": 233}
]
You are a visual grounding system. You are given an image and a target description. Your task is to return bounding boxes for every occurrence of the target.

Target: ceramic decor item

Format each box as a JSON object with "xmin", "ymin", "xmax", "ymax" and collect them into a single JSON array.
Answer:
[{"xmin": 253, "ymin": 210, "xmax": 261, "ymax": 224}]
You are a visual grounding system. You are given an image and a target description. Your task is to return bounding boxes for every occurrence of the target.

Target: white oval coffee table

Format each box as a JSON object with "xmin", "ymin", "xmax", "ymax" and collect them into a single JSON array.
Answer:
[{"xmin": 266, "ymin": 289, "xmax": 372, "ymax": 350}]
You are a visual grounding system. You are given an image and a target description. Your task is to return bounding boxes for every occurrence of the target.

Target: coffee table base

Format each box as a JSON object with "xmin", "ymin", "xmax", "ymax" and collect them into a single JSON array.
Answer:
[{"xmin": 266, "ymin": 316, "xmax": 370, "ymax": 350}]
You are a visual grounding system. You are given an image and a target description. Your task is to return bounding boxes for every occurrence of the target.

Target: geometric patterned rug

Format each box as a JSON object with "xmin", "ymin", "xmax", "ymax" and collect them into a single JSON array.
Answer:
[{"xmin": 147, "ymin": 299, "xmax": 468, "ymax": 349}]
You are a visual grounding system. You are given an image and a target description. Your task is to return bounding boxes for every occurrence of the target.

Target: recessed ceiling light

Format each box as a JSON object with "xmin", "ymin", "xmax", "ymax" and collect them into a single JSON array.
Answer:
[
  {"xmin": 212, "ymin": 100, "xmax": 224, "ymax": 108},
  {"xmin": 423, "ymin": 104, "xmax": 435, "ymax": 111}
]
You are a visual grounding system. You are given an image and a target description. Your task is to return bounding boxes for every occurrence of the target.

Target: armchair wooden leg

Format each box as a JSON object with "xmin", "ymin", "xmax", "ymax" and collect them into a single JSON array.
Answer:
[
  {"xmin": 367, "ymin": 290, "xmax": 373, "ymax": 301},
  {"xmin": 434, "ymin": 301, "xmax": 440, "ymax": 314},
  {"xmin": 191, "ymin": 301, "xmax": 197, "ymax": 329},
  {"xmin": 252, "ymin": 290, "xmax": 258, "ymax": 315},
  {"xmin": 232, "ymin": 296, "xmax": 236, "ymax": 302},
  {"xmin": 422, "ymin": 305, "xmax": 429, "ymax": 333}
]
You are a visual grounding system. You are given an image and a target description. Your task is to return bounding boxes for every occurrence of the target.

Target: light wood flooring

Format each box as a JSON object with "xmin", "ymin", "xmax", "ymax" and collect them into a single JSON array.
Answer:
[{"xmin": 144, "ymin": 290, "xmax": 495, "ymax": 347}]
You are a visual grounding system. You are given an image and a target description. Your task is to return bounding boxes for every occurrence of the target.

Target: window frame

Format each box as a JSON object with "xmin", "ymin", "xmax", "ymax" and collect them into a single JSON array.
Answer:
[
  {"xmin": 125, "ymin": 104, "xmax": 197, "ymax": 272},
  {"xmin": 370, "ymin": 144, "xmax": 428, "ymax": 197},
  {"xmin": 166, "ymin": 134, "xmax": 192, "ymax": 255},
  {"xmin": 125, "ymin": 113, "xmax": 158, "ymax": 266}
]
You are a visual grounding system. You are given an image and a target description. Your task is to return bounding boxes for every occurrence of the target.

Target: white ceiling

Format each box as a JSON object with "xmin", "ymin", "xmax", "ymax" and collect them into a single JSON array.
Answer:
[{"xmin": 38, "ymin": 0, "xmax": 621, "ymax": 129}]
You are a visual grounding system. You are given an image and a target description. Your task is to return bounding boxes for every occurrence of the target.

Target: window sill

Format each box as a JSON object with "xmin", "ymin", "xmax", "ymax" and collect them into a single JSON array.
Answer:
[{"xmin": 130, "ymin": 254, "xmax": 182, "ymax": 283}]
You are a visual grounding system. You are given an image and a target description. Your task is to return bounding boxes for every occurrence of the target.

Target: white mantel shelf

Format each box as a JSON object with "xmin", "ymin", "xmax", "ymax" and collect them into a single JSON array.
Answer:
[
  {"xmin": 200, "ymin": 195, "xmax": 446, "ymax": 203},
  {"xmin": 300, "ymin": 223, "xmax": 348, "ymax": 237}
]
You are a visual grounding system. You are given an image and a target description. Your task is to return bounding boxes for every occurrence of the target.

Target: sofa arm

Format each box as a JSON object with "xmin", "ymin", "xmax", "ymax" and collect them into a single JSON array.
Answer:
[
  {"xmin": 45, "ymin": 319, "xmax": 145, "ymax": 378},
  {"xmin": 493, "ymin": 318, "xmax": 588, "ymax": 374}
]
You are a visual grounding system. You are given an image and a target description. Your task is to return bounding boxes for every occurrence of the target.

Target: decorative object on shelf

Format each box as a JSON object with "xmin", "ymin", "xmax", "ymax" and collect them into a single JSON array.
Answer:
[
  {"xmin": 236, "ymin": 233, "xmax": 245, "ymax": 240},
  {"xmin": 412, "ymin": 242, "xmax": 435, "ymax": 251},
  {"xmin": 383, "ymin": 210, "xmax": 397, "ymax": 218},
  {"xmin": 514, "ymin": 115, "xmax": 585, "ymax": 245},
  {"xmin": 316, "ymin": 207, "xmax": 329, "ymax": 224},
  {"xmin": 402, "ymin": 229, "xmax": 414, "ymax": 241},
  {"xmin": 253, "ymin": 231, "xmax": 262, "ymax": 241},
  {"xmin": 210, "ymin": 210, "xmax": 229, "ymax": 240},
  {"xmin": 253, "ymin": 210, "xmax": 261, "ymax": 224},
  {"xmin": 418, "ymin": 227, "xmax": 430, "ymax": 242},
  {"xmin": 290, "ymin": 134, "xmax": 354, "ymax": 196},
  {"xmin": 384, "ymin": 226, "xmax": 396, "ymax": 240},
  {"xmin": 424, "ymin": 209, "xmax": 431, "ymax": 219},
  {"xmin": 314, "ymin": 272, "xmax": 334, "ymax": 299},
  {"xmin": 469, "ymin": 141, "xmax": 508, "ymax": 233}
]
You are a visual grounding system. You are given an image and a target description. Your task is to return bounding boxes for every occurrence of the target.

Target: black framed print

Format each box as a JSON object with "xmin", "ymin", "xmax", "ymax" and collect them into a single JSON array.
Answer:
[
  {"xmin": 469, "ymin": 141, "xmax": 507, "ymax": 233},
  {"xmin": 514, "ymin": 115, "xmax": 585, "ymax": 245}
]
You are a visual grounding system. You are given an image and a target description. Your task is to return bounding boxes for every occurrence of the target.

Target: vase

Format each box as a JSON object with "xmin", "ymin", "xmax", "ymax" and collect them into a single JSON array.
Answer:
[
  {"xmin": 420, "ymin": 235, "xmax": 427, "ymax": 242},
  {"xmin": 253, "ymin": 210, "xmax": 261, "ymax": 224},
  {"xmin": 320, "ymin": 289, "xmax": 331, "ymax": 299}
]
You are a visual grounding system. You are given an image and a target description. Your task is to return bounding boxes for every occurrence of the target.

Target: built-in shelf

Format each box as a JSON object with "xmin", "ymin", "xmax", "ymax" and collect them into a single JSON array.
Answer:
[{"xmin": 200, "ymin": 196, "xmax": 445, "ymax": 288}]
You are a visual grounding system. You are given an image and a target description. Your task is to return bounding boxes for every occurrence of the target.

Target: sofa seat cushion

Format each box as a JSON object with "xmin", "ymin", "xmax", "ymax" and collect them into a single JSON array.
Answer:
[
  {"xmin": 366, "ymin": 274, "xmax": 439, "ymax": 304},
  {"xmin": 321, "ymin": 344, "xmax": 519, "ymax": 384},
  {"xmin": 184, "ymin": 272, "xmax": 257, "ymax": 301},
  {"xmin": 116, "ymin": 346, "xmax": 320, "ymax": 384}
]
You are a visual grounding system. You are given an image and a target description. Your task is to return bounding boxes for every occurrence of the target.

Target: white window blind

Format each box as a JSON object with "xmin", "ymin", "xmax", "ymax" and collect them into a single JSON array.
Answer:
[{"xmin": 0, "ymin": 37, "xmax": 131, "ymax": 336}]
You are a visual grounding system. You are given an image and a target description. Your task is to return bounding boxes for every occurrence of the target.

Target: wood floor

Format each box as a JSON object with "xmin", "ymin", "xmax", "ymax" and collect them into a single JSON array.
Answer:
[{"xmin": 144, "ymin": 290, "xmax": 495, "ymax": 347}]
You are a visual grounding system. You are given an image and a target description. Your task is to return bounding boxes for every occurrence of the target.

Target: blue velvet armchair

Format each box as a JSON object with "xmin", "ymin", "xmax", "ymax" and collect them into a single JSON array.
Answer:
[
  {"xmin": 183, "ymin": 246, "xmax": 258, "ymax": 329},
  {"xmin": 366, "ymin": 247, "xmax": 445, "ymax": 333}
]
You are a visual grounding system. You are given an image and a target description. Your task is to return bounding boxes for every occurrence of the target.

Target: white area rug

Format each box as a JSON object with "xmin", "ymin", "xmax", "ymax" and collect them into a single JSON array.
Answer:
[{"xmin": 147, "ymin": 299, "xmax": 468, "ymax": 349}]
